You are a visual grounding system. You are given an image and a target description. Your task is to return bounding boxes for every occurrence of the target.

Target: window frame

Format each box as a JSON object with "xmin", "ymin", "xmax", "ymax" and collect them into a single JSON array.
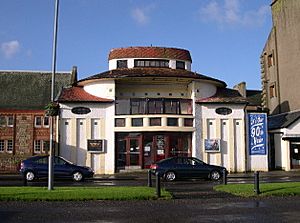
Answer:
[
  {"xmin": 117, "ymin": 60, "xmax": 128, "ymax": 69},
  {"xmin": 0, "ymin": 116, "xmax": 6, "ymax": 127},
  {"xmin": 176, "ymin": 61, "xmax": 185, "ymax": 70},
  {"xmin": 43, "ymin": 116, "xmax": 49, "ymax": 128},
  {"xmin": 6, "ymin": 140, "xmax": 13, "ymax": 153},
  {"xmin": 134, "ymin": 59, "xmax": 169, "ymax": 68},
  {"xmin": 35, "ymin": 116, "xmax": 42, "ymax": 127},
  {"xmin": 0, "ymin": 140, "xmax": 5, "ymax": 152},
  {"xmin": 34, "ymin": 140, "xmax": 42, "ymax": 153},
  {"xmin": 7, "ymin": 116, "xmax": 14, "ymax": 127}
]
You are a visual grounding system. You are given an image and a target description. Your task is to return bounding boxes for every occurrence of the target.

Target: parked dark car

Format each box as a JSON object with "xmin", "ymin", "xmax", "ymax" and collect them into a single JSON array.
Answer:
[
  {"xmin": 150, "ymin": 157, "xmax": 227, "ymax": 181},
  {"xmin": 20, "ymin": 155, "xmax": 94, "ymax": 182}
]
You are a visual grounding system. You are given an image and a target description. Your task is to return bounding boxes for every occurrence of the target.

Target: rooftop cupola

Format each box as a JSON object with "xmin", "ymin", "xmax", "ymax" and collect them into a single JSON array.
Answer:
[{"xmin": 108, "ymin": 46, "xmax": 192, "ymax": 71}]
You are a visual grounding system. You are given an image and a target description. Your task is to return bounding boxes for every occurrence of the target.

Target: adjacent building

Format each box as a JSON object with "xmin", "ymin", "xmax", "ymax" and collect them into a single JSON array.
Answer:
[
  {"xmin": 58, "ymin": 46, "xmax": 267, "ymax": 174},
  {"xmin": 0, "ymin": 68, "xmax": 76, "ymax": 172},
  {"xmin": 261, "ymin": 0, "xmax": 300, "ymax": 170}
]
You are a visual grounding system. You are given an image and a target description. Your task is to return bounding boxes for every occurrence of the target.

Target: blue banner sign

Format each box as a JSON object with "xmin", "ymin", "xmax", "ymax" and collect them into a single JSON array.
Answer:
[{"xmin": 248, "ymin": 113, "xmax": 267, "ymax": 155}]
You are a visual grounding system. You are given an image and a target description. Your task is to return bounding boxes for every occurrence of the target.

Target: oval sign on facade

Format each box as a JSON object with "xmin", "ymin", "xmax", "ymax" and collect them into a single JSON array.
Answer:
[
  {"xmin": 71, "ymin": 107, "xmax": 91, "ymax": 115},
  {"xmin": 215, "ymin": 107, "xmax": 232, "ymax": 115}
]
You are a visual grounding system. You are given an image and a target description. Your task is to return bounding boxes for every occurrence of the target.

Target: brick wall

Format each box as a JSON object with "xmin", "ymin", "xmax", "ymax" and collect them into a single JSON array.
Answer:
[{"xmin": 0, "ymin": 111, "xmax": 55, "ymax": 173}]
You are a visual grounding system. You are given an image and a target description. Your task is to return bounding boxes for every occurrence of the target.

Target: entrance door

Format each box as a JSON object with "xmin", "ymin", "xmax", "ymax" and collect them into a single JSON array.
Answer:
[
  {"xmin": 126, "ymin": 137, "xmax": 142, "ymax": 166},
  {"xmin": 290, "ymin": 142, "xmax": 300, "ymax": 169},
  {"xmin": 154, "ymin": 135, "xmax": 168, "ymax": 162}
]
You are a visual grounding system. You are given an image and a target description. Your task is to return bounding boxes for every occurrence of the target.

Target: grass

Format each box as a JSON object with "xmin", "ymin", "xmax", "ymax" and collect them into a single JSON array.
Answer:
[
  {"xmin": 214, "ymin": 182, "xmax": 300, "ymax": 197},
  {"xmin": 0, "ymin": 186, "xmax": 172, "ymax": 201}
]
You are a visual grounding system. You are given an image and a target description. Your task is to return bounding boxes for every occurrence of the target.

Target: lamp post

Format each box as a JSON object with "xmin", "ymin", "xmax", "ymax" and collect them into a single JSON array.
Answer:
[{"xmin": 48, "ymin": 0, "xmax": 59, "ymax": 191}]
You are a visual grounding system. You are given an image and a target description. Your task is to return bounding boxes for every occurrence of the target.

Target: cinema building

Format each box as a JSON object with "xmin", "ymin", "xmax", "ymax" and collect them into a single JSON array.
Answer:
[{"xmin": 58, "ymin": 46, "xmax": 266, "ymax": 174}]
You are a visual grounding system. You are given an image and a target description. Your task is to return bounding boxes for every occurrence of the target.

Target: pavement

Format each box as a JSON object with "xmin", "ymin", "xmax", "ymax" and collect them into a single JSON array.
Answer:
[{"xmin": 1, "ymin": 169, "xmax": 300, "ymax": 181}]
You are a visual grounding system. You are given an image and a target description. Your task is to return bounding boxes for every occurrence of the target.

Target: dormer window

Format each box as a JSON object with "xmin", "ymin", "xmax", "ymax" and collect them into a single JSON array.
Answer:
[
  {"xmin": 134, "ymin": 59, "xmax": 169, "ymax": 68},
  {"xmin": 176, "ymin": 61, "xmax": 185, "ymax": 70},
  {"xmin": 117, "ymin": 60, "xmax": 128, "ymax": 68}
]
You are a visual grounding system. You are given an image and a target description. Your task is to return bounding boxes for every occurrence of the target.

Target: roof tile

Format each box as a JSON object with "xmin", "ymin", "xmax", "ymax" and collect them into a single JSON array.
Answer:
[
  {"xmin": 109, "ymin": 47, "xmax": 192, "ymax": 62},
  {"xmin": 58, "ymin": 86, "xmax": 113, "ymax": 103}
]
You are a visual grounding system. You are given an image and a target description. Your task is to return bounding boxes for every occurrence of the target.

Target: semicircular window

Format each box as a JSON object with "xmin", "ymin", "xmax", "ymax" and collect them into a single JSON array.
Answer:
[
  {"xmin": 215, "ymin": 107, "xmax": 232, "ymax": 115},
  {"xmin": 71, "ymin": 107, "xmax": 91, "ymax": 115}
]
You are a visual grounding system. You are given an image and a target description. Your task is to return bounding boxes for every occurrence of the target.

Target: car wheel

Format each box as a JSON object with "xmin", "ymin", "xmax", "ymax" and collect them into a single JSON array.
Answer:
[
  {"xmin": 72, "ymin": 171, "xmax": 83, "ymax": 182},
  {"xmin": 164, "ymin": 171, "xmax": 176, "ymax": 182},
  {"xmin": 25, "ymin": 171, "xmax": 35, "ymax": 181},
  {"xmin": 210, "ymin": 170, "xmax": 221, "ymax": 181}
]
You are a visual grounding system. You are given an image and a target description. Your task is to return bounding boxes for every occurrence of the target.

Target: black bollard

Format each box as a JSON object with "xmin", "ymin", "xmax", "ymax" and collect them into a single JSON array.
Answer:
[
  {"xmin": 222, "ymin": 169, "xmax": 227, "ymax": 185},
  {"xmin": 148, "ymin": 170, "xmax": 152, "ymax": 187},
  {"xmin": 254, "ymin": 171, "xmax": 260, "ymax": 195},
  {"xmin": 156, "ymin": 172, "xmax": 161, "ymax": 198}
]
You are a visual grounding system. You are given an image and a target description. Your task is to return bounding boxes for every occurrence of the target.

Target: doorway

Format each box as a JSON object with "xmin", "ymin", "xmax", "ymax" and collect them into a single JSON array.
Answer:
[
  {"xmin": 116, "ymin": 133, "xmax": 142, "ymax": 169},
  {"xmin": 116, "ymin": 132, "xmax": 192, "ymax": 170},
  {"xmin": 290, "ymin": 142, "xmax": 300, "ymax": 169}
]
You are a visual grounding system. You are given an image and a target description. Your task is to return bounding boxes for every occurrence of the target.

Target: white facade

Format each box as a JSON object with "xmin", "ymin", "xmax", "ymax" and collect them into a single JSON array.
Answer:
[
  {"xmin": 59, "ymin": 103, "xmax": 115, "ymax": 174},
  {"xmin": 58, "ymin": 46, "xmax": 265, "ymax": 174}
]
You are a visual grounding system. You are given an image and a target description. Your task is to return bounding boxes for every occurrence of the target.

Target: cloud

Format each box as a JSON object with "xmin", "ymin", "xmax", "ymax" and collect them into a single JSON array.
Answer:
[
  {"xmin": 131, "ymin": 4, "xmax": 155, "ymax": 25},
  {"xmin": 132, "ymin": 7, "xmax": 148, "ymax": 25},
  {"xmin": 1, "ymin": 40, "xmax": 20, "ymax": 59},
  {"xmin": 199, "ymin": 0, "xmax": 269, "ymax": 28}
]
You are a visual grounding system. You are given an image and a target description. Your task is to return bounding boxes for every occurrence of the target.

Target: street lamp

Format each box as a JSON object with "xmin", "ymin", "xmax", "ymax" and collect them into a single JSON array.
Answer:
[{"xmin": 48, "ymin": 0, "xmax": 59, "ymax": 190}]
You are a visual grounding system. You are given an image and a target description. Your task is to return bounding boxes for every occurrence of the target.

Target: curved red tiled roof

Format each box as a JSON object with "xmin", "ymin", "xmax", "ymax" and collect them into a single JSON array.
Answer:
[
  {"xmin": 57, "ymin": 86, "xmax": 113, "ymax": 103},
  {"xmin": 196, "ymin": 88, "xmax": 248, "ymax": 104},
  {"xmin": 108, "ymin": 46, "xmax": 192, "ymax": 62}
]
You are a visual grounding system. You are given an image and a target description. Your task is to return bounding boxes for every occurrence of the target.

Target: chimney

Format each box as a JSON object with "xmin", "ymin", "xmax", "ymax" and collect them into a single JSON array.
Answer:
[
  {"xmin": 233, "ymin": 82, "xmax": 247, "ymax": 98},
  {"xmin": 71, "ymin": 66, "xmax": 78, "ymax": 85}
]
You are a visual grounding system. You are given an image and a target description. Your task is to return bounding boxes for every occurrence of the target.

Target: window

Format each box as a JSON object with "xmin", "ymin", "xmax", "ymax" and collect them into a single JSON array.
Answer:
[
  {"xmin": 117, "ymin": 60, "xmax": 128, "ymax": 68},
  {"xmin": 115, "ymin": 98, "xmax": 193, "ymax": 115},
  {"xmin": 270, "ymin": 84, "xmax": 276, "ymax": 98},
  {"xmin": 36, "ymin": 157, "xmax": 48, "ymax": 165},
  {"xmin": 0, "ymin": 116, "xmax": 6, "ymax": 127},
  {"xmin": 34, "ymin": 140, "xmax": 42, "ymax": 153},
  {"xmin": 44, "ymin": 116, "xmax": 49, "ymax": 127},
  {"xmin": 35, "ymin": 116, "xmax": 50, "ymax": 128},
  {"xmin": 115, "ymin": 99, "xmax": 130, "ymax": 115},
  {"xmin": 176, "ymin": 61, "xmax": 185, "ymax": 69},
  {"xmin": 134, "ymin": 59, "xmax": 169, "ymax": 68},
  {"xmin": 7, "ymin": 140, "xmax": 13, "ymax": 153},
  {"xmin": 148, "ymin": 99, "xmax": 163, "ymax": 114},
  {"xmin": 131, "ymin": 99, "xmax": 146, "ymax": 115},
  {"xmin": 180, "ymin": 99, "xmax": 192, "ymax": 114},
  {"xmin": 167, "ymin": 118, "xmax": 178, "ymax": 126},
  {"xmin": 115, "ymin": 118, "xmax": 126, "ymax": 127},
  {"xmin": 43, "ymin": 141, "xmax": 50, "ymax": 153},
  {"xmin": 35, "ymin": 116, "xmax": 42, "ymax": 127},
  {"xmin": 165, "ymin": 99, "xmax": 179, "ymax": 114},
  {"xmin": 184, "ymin": 118, "xmax": 193, "ymax": 127},
  {"xmin": 267, "ymin": 54, "xmax": 273, "ymax": 67},
  {"xmin": 0, "ymin": 140, "xmax": 4, "ymax": 152},
  {"xmin": 132, "ymin": 118, "xmax": 143, "ymax": 127},
  {"xmin": 7, "ymin": 116, "xmax": 14, "ymax": 127},
  {"xmin": 150, "ymin": 118, "xmax": 161, "ymax": 126}
]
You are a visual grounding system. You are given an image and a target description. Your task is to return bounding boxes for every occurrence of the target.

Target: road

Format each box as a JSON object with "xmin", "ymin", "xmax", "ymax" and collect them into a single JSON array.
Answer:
[
  {"xmin": 1, "ymin": 193, "xmax": 300, "ymax": 222},
  {"xmin": 1, "ymin": 173, "xmax": 300, "ymax": 222}
]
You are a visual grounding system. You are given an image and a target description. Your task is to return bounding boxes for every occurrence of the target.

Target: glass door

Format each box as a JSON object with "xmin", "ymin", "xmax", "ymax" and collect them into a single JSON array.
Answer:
[
  {"xmin": 127, "ymin": 138, "xmax": 141, "ymax": 166},
  {"xmin": 290, "ymin": 142, "xmax": 300, "ymax": 169}
]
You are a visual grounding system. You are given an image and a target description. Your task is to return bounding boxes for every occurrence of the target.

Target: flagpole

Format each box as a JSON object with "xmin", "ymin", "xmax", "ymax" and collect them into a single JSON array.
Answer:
[{"xmin": 48, "ymin": 0, "xmax": 59, "ymax": 191}]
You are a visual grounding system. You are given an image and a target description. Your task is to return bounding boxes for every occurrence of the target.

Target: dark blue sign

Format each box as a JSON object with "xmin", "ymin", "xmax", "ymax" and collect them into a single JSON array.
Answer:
[{"xmin": 248, "ymin": 113, "xmax": 267, "ymax": 155}]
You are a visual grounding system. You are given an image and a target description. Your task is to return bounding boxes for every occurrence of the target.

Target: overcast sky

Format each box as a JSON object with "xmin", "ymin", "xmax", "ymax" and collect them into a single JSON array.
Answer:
[{"xmin": 0, "ymin": 0, "xmax": 272, "ymax": 89}]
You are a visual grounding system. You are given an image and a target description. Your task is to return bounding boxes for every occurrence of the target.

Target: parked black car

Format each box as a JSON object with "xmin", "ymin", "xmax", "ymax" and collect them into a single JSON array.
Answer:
[
  {"xmin": 20, "ymin": 155, "xmax": 94, "ymax": 182},
  {"xmin": 150, "ymin": 157, "xmax": 227, "ymax": 181}
]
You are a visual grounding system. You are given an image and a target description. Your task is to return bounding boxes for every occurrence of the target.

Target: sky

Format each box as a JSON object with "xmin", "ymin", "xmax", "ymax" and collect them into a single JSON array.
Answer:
[{"xmin": 0, "ymin": 0, "xmax": 272, "ymax": 89}]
